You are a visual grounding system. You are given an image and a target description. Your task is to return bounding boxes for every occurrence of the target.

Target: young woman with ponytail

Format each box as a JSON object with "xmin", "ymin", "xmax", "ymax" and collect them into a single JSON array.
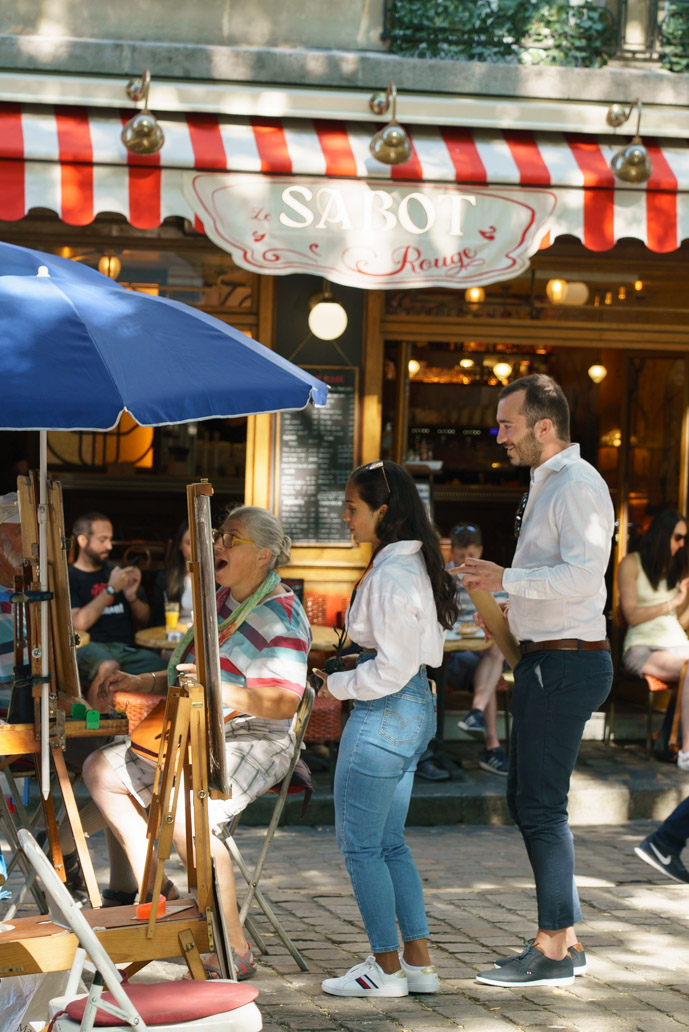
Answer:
[{"xmin": 316, "ymin": 460, "xmax": 459, "ymax": 999}]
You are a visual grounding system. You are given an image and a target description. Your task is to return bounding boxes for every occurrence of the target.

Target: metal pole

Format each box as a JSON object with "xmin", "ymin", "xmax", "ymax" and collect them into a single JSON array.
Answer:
[{"xmin": 39, "ymin": 430, "xmax": 50, "ymax": 798}]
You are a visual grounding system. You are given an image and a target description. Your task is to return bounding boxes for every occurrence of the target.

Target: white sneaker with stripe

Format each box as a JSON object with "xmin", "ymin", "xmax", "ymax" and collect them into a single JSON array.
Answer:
[
  {"xmin": 321, "ymin": 956, "xmax": 408, "ymax": 997},
  {"xmin": 399, "ymin": 953, "xmax": 440, "ymax": 992}
]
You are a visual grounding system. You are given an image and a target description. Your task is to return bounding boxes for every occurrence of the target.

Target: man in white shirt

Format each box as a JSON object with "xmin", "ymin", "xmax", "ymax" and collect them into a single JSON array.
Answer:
[{"xmin": 458, "ymin": 374, "xmax": 614, "ymax": 989}]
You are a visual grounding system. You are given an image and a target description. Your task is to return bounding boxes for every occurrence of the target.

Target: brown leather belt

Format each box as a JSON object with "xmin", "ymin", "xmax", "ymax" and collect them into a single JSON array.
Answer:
[{"xmin": 519, "ymin": 638, "xmax": 610, "ymax": 656}]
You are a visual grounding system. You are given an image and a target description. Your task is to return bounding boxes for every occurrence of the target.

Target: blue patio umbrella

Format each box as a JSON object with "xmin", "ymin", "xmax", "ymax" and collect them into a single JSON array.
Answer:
[
  {"xmin": 0, "ymin": 240, "xmax": 329, "ymax": 791},
  {"xmin": 0, "ymin": 241, "xmax": 328, "ymax": 429}
]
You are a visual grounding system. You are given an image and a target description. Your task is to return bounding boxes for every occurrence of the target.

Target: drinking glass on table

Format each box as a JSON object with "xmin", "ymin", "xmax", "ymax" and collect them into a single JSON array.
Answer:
[{"xmin": 164, "ymin": 601, "xmax": 180, "ymax": 634}]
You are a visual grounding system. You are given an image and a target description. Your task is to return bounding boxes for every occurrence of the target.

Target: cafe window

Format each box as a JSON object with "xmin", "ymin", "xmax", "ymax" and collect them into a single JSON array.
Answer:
[{"xmin": 381, "ymin": 337, "xmax": 620, "ymax": 567}]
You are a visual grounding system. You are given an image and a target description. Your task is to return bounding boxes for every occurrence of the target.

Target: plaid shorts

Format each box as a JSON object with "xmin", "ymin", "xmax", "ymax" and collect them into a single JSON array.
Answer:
[{"xmin": 100, "ymin": 718, "xmax": 295, "ymax": 832}]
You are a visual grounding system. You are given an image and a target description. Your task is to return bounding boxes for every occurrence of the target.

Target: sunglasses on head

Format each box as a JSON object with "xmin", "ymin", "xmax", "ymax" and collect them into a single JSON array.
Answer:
[{"xmin": 364, "ymin": 459, "xmax": 391, "ymax": 497}]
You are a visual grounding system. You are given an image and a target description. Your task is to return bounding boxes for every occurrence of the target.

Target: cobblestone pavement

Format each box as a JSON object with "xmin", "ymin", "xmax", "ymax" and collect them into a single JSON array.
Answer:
[{"xmin": 46, "ymin": 820, "xmax": 686, "ymax": 1032}]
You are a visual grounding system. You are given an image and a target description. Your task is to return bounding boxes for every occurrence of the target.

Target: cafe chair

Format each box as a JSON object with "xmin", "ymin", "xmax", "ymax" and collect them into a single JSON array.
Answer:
[
  {"xmin": 113, "ymin": 689, "xmax": 166, "ymax": 734},
  {"xmin": 302, "ymin": 691, "xmax": 344, "ymax": 788},
  {"xmin": 216, "ymin": 685, "xmax": 315, "ymax": 973},
  {"xmin": 17, "ymin": 828, "xmax": 263, "ymax": 1032},
  {"xmin": 608, "ymin": 612, "xmax": 684, "ymax": 754}
]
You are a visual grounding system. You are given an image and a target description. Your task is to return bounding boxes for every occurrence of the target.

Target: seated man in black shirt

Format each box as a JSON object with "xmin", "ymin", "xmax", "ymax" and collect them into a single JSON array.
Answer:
[{"xmin": 68, "ymin": 512, "xmax": 161, "ymax": 709}]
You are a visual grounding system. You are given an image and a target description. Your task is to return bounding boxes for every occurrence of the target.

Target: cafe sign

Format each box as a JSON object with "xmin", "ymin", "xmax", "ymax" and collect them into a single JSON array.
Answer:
[{"xmin": 184, "ymin": 173, "xmax": 557, "ymax": 290}]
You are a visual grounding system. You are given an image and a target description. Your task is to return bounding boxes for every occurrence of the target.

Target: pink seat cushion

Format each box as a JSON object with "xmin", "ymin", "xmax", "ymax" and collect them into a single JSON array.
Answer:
[{"xmin": 66, "ymin": 980, "xmax": 259, "ymax": 1026}]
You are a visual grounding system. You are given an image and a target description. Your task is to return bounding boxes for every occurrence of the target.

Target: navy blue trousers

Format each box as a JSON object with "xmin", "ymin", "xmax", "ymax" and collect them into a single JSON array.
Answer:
[
  {"xmin": 656, "ymin": 795, "xmax": 689, "ymax": 854},
  {"xmin": 508, "ymin": 646, "xmax": 613, "ymax": 929}
]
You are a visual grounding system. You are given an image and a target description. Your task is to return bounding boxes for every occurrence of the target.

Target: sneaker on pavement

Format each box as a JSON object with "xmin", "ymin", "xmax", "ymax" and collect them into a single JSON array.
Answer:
[
  {"xmin": 458, "ymin": 708, "xmax": 486, "ymax": 737},
  {"xmin": 479, "ymin": 746, "xmax": 509, "ymax": 776},
  {"xmin": 677, "ymin": 750, "xmax": 689, "ymax": 772},
  {"xmin": 322, "ymin": 956, "xmax": 408, "ymax": 997},
  {"xmin": 634, "ymin": 833, "xmax": 689, "ymax": 884},
  {"xmin": 398, "ymin": 953, "xmax": 439, "ymax": 993},
  {"xmin": 477, "ymin": 945, "xmax": 574, "ymax": 987},
  {"xmin": 494, "ymin": 939, "xmax": 587, "ymax": 975}
]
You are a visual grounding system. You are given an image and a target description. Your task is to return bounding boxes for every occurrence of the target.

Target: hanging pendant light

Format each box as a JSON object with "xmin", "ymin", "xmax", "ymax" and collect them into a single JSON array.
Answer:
[
  {"xmin": 308, "ymin": 281, "xmax": 348, "ymax": 340},
  {"xmin": 588, "ymin": 364, "xmax": 608, "ymax": 384},
  {"xmin": 546, "ymin": 279, "xmax": 568, "ymax": 305}
]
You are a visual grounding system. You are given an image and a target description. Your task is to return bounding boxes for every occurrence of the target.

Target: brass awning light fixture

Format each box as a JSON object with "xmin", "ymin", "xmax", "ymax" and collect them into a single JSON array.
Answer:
[
  {"xmin": 122, "ymin": 69, "xmax": 165, "ymax": 156},
  {"xmin": 369, "ymin": 83, "xmax": 412, "ymax": 166},
  {"xmin": 606, "ymin": 100, "xmax": 653, "ymax": 184}
]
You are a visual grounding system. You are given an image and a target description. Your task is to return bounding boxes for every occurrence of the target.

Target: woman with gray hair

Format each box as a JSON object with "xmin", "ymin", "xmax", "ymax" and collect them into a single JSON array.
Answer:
[{"xmin": 82, "ymin": 504, "xmax": 311, "ymax": 980}]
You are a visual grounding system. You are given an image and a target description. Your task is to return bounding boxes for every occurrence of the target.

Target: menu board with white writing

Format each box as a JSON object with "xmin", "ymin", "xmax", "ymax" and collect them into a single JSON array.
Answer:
[{"xmin": 277, "ymin": 367, "xmax": 358, "ymax": 545}]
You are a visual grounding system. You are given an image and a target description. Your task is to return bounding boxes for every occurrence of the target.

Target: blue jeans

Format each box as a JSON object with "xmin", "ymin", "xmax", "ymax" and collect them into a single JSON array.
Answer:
[
  {"xmin": 508, "ymin": 646, "xmax": 612, "ymax": 930},
  {"xmin": 334, "ymin": 660, "xmax": 436, "ymax": 953},
  {"xmin": 657, "ymin": 795, "xmax": 689, "ymax": 854}
]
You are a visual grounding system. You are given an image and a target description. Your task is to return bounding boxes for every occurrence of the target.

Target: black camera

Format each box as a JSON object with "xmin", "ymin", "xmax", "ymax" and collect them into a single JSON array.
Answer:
[{"xmin": 309, "ymin": 654, "xmax": 345, "ymax": 691}]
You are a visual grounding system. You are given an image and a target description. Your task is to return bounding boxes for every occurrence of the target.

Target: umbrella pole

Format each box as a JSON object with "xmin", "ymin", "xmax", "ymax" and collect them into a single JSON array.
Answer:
[{"xmin": 39, "ymin": 430, "xmax": 50, "ymax": 798}]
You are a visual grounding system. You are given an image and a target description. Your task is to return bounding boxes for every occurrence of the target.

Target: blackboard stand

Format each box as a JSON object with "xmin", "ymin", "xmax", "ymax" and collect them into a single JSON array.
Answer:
[{"xmin": 276, "ymin": 367, "xmax": 358, "ymax": 546}]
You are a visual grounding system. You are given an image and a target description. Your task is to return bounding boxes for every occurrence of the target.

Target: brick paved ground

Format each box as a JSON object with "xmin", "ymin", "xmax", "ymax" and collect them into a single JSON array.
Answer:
[{"xmin": 30, "ymin": 819, "xmax": 684, "ymax": 1032}]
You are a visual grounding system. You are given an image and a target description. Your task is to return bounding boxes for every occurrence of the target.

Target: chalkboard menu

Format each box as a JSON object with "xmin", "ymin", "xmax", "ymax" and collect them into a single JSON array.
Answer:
[{"xmin": 277, "ymin": 367, "xmax": 358, "ymax": 545}]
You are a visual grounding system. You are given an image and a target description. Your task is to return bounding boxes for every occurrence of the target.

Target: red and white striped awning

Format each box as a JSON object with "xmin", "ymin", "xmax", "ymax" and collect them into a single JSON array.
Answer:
[{"xmin": 2, "ymin": 101, "xmax": 689, "ymax": 253}]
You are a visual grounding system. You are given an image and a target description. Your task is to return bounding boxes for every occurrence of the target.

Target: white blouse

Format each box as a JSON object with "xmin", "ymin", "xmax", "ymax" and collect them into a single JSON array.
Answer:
[{"xmin": 327, "ymin": 540, "xmax": 445, "ymax": 702}]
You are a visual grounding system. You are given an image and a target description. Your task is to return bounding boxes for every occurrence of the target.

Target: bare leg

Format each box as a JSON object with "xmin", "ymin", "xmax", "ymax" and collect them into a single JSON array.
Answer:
[
  {"xmin": 470, "ymin": 644, "xmax": 504, "ymax": 750},
  {"xmin": 82, "ymin": 750, "xmax": 151, "ymax": 886},
  {"xmin": 170, "ymin": 799, "xmax": 249, "ymax": 957},
  {"xmin": 640, "ymin": 648, "xmax": 689, "ymax": 756},
  {"xmin": 401, "ymin": 937, "xmax": 431, "ymax": 967},
  {"xmin": 534, "ymin": 927, "xmax": 568, "ymax": 961},
  {"xmin": 640, "ymin": 647, "xmax": 689, "ymax": 683},
  {"xmin": 375, "ymin": 937, "xmax": 431, "ymax": 973},
  {"xmin": 680, "ymin": 664, "xmax": 689, "ymax": 754}
]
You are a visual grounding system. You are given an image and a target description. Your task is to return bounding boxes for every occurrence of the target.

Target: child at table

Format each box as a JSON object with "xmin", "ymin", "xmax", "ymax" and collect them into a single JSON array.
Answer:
[{"xmin": 447, "ymin": 523, "xmax": 509, "ymax": 776}]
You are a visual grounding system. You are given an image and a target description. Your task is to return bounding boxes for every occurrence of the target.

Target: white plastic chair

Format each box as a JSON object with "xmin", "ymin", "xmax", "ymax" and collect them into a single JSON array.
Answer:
[{"xmin": 18, "ymin": 829, "xmax": 263, "ymax": 1032}]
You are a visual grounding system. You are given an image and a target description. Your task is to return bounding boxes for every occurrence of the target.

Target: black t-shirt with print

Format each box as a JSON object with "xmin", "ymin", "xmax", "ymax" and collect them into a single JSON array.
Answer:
[{"xmin": 68, "ymin": 563, "xmax": 147, "ymax": 645}]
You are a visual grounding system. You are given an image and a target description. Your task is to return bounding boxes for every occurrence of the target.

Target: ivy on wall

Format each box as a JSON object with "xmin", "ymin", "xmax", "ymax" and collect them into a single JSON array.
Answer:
[
  {"xmin": 659, "ymin": 1, "xmax": 689, "ymax": 72},
  {"xmin": 385, "ymin": 0, "xmax": 617, "ymax": 68}
]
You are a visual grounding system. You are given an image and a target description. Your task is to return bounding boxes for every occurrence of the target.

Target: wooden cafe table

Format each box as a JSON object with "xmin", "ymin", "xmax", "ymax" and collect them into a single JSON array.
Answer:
[{"xmin": 135, "ymin": 624, "xmax": 190, "ymax": 652}]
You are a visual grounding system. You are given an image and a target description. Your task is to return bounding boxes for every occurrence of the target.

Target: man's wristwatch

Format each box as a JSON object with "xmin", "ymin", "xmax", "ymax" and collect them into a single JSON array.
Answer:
[{"xmin": 105, "ymin": 585, "xmax": 116, "ymax": 596}]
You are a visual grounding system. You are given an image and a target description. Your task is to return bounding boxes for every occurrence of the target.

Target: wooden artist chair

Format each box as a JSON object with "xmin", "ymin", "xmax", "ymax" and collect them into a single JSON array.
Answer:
[
  {"xmin": 18, "ymin": 829, "xmax": 263, "ymax": 1032},
  {"xmin": 217, "ymin": 684, "xmax": 315, "ymax": 973}
]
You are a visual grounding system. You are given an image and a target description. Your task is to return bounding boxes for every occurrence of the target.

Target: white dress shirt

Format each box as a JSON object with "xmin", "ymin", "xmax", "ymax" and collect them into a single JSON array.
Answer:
[
  {"xmin": 503, "ymin": 444, "xmax": 614, "ymax": 643},
  {"xmin": 327, "ymin": 540, "xmax": 445, "ymax": 701}
]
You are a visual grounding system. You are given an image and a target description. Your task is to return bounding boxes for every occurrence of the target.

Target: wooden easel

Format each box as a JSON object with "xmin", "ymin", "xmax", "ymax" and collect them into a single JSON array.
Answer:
[
  {"xmin": 133, "ymin": 480, "xmax": 231, "ymax": 972},
  {"xmin": 0, "ymin": 473, "xmax": 126, "ymax": 909},
  {"xmin": 0, "ymin": 480, "xmax": 231, "ymax": 981}
]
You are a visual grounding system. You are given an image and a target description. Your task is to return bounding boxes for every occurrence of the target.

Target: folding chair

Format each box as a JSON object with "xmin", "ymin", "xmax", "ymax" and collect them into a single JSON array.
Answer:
[
  {"xmin": 217, "ymin": 685, "xmax": 315, "ymax": 972},
  {"xmin": 18, "ymin": 828, "xmax": 263, "ymax": 1032}
]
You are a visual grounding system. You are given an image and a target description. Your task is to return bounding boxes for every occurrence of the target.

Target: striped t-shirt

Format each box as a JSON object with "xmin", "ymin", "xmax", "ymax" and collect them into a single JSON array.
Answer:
[{"xmin": 215, "ymin": 586, "xmax": 311, "ymax": 727}]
